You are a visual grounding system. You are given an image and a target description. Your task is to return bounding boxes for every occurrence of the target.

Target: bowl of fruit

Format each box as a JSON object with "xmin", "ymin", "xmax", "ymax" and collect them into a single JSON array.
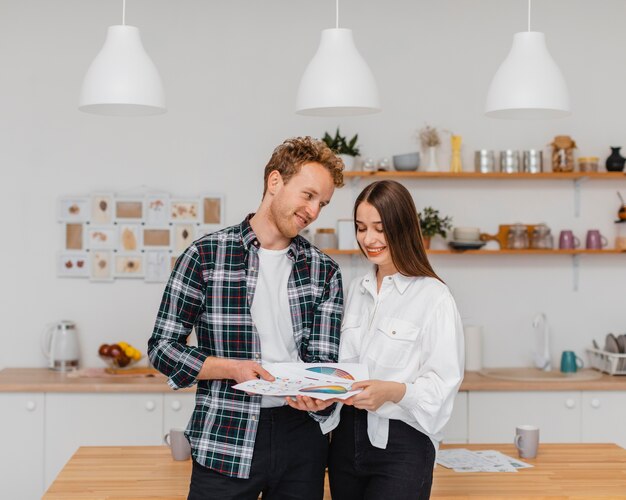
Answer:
[{"xmin": 98, "ymin": 342, "xmax": 142, "ymax": 369}]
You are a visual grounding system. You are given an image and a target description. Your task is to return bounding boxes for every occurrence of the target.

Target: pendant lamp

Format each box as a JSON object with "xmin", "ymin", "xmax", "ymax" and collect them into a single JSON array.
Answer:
[
  {"xmin": 485, "ymin": 0, "xmax": 570, "ymax": 119},
  {"xmin": 79, "ymin": 0, "xmax": 166, "ymax": 116},
  {"xmin": 296, "ymin": 0, "xmax": 380, "ymax": 116}
]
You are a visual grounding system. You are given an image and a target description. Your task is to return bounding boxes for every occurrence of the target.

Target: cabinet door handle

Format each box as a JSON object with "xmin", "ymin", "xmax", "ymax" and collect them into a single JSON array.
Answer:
[
  {"xmin": 171, "ymin": 400, "xmax": 182, "ymax": 411},
  {"xmin": 565, "ymin": 398, "xmax": 576, "ymax": 409},
  {"xmin": 25, "ymin": 400, "xmax": 37, "ymax": 411},
  {"xmin": 590, "ymin": 398, "xmax": 601, "ymax": 409},
  {"xmin": 145, "ymin": 400, "xmax": 156, "ymax": 412}
]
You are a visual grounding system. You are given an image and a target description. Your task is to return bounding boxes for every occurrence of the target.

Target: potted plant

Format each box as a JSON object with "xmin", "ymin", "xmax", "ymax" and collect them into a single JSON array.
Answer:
[
  {"xmin": 418, "ymin": 206, "xmax": 452, "ymax": 249},
  {"xmin": 418, "ymin": 125, "xmax": 441, "ymax": 172},
  {"xmin": 323, "ymin": 128, "xmax": 360, "ymax": 169}
]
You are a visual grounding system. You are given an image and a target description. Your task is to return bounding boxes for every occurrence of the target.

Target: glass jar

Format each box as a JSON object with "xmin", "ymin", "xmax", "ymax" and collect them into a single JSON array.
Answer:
[
  {"xmin": 507, "ymin": 223, "xmax": 529, "ymax": 249},
  {"xmin": 578, "ymin": 156, "xmax": 599, "ymax": 172},
  {"xmin": 314, "ymin": 228, "xmax": 337, "ymax": 249},
  {"xmin": 530, "ymin": 224, "xmax": 554, "ymax": 249}
]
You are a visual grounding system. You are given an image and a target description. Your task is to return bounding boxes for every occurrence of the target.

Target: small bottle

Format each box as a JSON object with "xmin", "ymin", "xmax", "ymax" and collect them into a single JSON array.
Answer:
[{"xmin": 314, "ymin": 228, "xmax": 338, "ymax": 249}]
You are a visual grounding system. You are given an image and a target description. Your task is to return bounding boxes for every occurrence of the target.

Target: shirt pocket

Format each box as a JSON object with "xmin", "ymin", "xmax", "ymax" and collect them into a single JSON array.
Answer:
[
  {"xmin": 368, "ymin": 316, "xmax": 421, "ymax": 368},
  {"xmin": 339, "ymin": 313, "xmax": 363, "ymax": 363}
]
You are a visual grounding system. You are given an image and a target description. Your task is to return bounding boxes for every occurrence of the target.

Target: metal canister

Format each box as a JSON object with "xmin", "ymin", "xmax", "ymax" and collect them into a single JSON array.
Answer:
[
  {"xmin": 474, "ymin": 150, "xmax": 496, "ymax": 173},
  {"xmin": 523, "ymin": 150, "xmax": 543, "ymax": 173},
  {"xmin": 500, "ymin": 150, "xmax": 520, "ymax": 173}
]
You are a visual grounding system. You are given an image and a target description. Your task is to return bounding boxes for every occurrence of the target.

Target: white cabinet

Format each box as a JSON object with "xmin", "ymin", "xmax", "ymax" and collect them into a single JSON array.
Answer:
[
  {"xmin": 163, "ymin": 392, "xmax": 196, "ymax": 434},
  {"xmin": 0, "ymin": 393, "xmax": 45, "ymax": 500},
  {"xmin": 442, "ymin": 391, "xmax": 468, "ymax": 443},
  {"xmin": 581, "ymin": 391, "xmax": 626, "ymax": 449},
  {"xmin": 44, "ymin": 393, "xmax": 163, "ymax": 489},
  {"xmin": 468, "ymin": 391, "xmax": 581, "ymax": 443}
]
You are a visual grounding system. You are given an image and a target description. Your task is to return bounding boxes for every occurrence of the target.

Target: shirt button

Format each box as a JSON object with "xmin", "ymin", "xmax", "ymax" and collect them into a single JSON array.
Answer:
[
  {"xmin": 391, "ymin": 330, "xmax": 396, "ymax": 335},
  {"xmin": 251, "ymin": 415, "xmax": 257, "ymax": 422},
  {"xmin": 255, "ymin": 354, "xmax": 260, "ymax": 360},
  {"xmin": 250, "ymin": 267, "xmax": 256, "ymax": 272}
]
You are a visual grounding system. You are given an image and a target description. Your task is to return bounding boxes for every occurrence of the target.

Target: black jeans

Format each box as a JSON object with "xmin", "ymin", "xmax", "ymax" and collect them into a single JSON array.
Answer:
[
  {"xmin": 187, "ymin": 405, "xmax": 328, "ymax": 500},
  {"xmin": 328, "ymin": 406, "xmax": 435, "ymax": 500}
]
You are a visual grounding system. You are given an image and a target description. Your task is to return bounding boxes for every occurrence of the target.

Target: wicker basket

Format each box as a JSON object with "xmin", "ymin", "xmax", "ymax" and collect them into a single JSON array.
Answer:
[{"xmin": 586, "ymin": 348, "xmax": 626, "ymax": 375}]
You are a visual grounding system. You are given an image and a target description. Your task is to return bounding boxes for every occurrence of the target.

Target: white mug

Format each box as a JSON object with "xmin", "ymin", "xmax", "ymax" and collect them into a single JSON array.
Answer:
[
  {"xmin": 514, "ymin": 425, "xmax": 539, "ymax": 459},
  {"xmin": 164, "ymin": 428, "xmax": 191, "ymax": 461}
]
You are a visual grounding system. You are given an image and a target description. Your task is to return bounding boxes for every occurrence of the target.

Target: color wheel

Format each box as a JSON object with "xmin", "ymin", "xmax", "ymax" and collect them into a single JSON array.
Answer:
[
  {"xmin": 306, "ymin": 366, "xmax": 354, "ymax": 380},
  {"xmin": 300, "ymin": 385, "xmax": 348, "ymax": 394}
]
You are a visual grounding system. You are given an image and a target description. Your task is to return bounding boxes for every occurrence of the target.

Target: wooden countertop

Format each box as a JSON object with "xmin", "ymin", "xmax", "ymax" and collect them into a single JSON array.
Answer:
[
  {"xmin": 43, "ymin": 444, "xmax": 626, "ymax": 499},
  {"xmin": 0, "ymin": 368, "xmax": 194, "ymax": 393},
  {"xmin": 2, "ymin": 367, "xmax": 626, "ymax": 393},
  {"xmin": 461, "ymin": 369, "xmax": 626, "ymax": 391}
]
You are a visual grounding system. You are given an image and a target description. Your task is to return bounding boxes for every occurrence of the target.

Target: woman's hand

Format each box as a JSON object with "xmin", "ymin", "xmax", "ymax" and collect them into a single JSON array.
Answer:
[
  {"xmin": 285, "ymin": 395, "xmax": 340, "ymax": 412},
  {"xmin": 342, "ymin": 380, "xmax": 406, "ymax": 411}
]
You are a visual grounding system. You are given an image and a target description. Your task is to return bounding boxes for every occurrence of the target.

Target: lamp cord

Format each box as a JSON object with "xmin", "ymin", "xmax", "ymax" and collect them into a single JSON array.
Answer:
[
  {"xmin": 122, "ymin": 0, "xmax": 126, "ymax": 25},
  {"xmin": 527, "ymin": 0, "xmax": 531, "ymax": 31},
  {"xmin": 336, "ymin": 0, "xmax": 339, "ymax": 29}
]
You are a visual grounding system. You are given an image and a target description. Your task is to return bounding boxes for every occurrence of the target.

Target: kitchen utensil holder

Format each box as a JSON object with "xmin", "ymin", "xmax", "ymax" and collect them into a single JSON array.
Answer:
[{"xmin": 586, "ymin": 348, "xmax": 626, "ymax": 375}]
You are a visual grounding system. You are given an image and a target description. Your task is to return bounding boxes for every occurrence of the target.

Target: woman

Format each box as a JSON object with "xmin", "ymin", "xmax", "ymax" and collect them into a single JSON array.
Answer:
[{"xmin": 288, "ymin": 180, "xmax": 464, "ymax": 499}]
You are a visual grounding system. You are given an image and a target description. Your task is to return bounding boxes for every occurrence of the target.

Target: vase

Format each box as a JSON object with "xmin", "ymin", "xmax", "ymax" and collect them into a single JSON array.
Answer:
[
  {"xmin": 338, "ymin": 154, "xmax": 355, "ymax": 170},
  {"xmin": 450, "ymin": 135, "xmax": 463, "ymax": 173},
  {"xmin": 423, "ymin": 147, "xmax": 438, "ymax": 172},
  {"xmin": 422, "ymin": 237, "xmax": 431, "ymax": 249},
  {"xmin": 605, "ymin": 147, "xmax": 626, "ymax": 172}
]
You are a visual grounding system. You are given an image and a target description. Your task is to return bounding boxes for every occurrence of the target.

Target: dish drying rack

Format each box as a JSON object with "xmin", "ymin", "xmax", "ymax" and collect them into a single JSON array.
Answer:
[{"xmin": 586, "ymin": 348, "xmax": 626, "ymax": 375}]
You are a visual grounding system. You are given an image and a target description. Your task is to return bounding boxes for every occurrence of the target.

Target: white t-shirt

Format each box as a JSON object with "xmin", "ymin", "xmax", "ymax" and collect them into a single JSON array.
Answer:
[{"xmin": 250, "ymin": 246, "xmax": 299, "ymax": 407}]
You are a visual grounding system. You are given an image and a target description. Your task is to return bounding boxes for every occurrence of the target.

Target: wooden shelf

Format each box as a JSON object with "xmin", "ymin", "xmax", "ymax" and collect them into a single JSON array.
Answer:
[
  {"xmin": 343, "ymin": 171, "xmax": 626, "ymax": 180},
  {"xmin": 323, "ymin": 248, "xmax": 625, "ymax": 256}
]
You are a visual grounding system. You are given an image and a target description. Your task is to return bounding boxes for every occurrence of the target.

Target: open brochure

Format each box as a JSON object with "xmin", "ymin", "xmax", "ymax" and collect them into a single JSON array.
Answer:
[
  {"xmin": 232, "ymin": 362, "xmax": 369, "ymax": 401},
  {"xmin": 436, "ymin": 449, "xmax": 534, "ymax": 473}
]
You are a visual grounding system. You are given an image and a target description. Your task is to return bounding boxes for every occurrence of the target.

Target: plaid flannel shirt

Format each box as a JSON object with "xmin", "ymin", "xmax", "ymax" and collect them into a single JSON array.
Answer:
[{"xmin": 148, "ymin": 215, "xmax": 343, "ymax": 479}]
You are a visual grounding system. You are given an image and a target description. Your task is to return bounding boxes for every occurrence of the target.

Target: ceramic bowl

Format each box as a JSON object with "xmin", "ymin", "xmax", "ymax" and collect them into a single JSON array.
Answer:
[
  {"xmin": 453, "ymin": 227, "xmax": 481, "ymax": 242},
  {"xmin": 393, "ymin": 152, "xmax": 420, "ymax": 171}
]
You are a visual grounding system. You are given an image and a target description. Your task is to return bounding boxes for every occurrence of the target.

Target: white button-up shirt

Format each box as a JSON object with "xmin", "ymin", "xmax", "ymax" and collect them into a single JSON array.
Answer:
[{"xmin": 325, "ymin": 268, "xmax": 464, "ymax": 452}]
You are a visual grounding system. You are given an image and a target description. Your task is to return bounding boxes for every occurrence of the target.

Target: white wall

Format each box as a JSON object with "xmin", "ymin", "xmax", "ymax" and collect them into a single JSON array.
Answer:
[{"xmin": 0, "ymin": 0, "xmax": 624, "ymax": 370}]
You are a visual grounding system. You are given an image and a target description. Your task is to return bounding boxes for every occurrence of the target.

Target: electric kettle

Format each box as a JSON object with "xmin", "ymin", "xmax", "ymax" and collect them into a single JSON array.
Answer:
[{"xmin": 41, "ymin": 320, "xmax": 80, "ymax": 371}]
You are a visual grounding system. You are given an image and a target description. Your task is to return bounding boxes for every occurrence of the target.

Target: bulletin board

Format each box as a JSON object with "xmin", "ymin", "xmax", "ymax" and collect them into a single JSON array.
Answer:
[{"xmin": 57, "ymin": 192, "xmax": 225, "ymax": 283}]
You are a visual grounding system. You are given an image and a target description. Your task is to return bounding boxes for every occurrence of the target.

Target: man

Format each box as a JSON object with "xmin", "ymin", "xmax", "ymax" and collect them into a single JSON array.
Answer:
[{"xmin": 148, "ymin": 136, "xmax": 345, "ymax": 500}]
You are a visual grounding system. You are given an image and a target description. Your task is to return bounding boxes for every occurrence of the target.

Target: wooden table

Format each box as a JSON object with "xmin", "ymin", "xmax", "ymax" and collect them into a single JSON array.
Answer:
[{"xmin": 43, "ymin": 443, "xmax": 626, "ymax": 499}]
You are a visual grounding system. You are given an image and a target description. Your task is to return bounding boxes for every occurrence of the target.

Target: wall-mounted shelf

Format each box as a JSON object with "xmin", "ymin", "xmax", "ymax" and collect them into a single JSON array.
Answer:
[
  {"xmin": 343, "ymin": 170, "xmax": 626, "ymax": 218},
  {"xmin": 324, "ymin": 248, "xmax": 624, "ymax": 291},
  {"xmin": 343, "ymin": 171, "xmax": 626, "ymax": 180},
  {"xmin": 323, "ymin": 248, "xmax": 625, "ymax": 256}
]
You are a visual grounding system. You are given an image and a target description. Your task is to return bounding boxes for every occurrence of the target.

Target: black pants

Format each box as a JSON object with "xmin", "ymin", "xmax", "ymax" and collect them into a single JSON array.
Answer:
[
  {"xmin": 187, "ymin": 405, "xmax": 328, "ymax": 500},
  {"xmin": 328, "ymin": 406, "xmax": 435, "ymax": 500}
]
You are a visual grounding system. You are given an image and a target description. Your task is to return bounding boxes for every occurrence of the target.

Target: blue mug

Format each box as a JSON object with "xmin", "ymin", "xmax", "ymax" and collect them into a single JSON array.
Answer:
[{"xmin": 560, "ymin": 351, "xmax": 583, "ymax": 373}]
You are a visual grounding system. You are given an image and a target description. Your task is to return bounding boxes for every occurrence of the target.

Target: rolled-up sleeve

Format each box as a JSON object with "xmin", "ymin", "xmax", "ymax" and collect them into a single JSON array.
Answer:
[{"xmin": 148, "ymin": 245, "xmax": 209, "ymax": 389}]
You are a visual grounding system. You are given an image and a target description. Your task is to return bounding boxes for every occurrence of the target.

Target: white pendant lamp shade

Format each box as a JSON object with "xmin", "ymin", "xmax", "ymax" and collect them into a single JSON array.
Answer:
[
  {"xmin": 485, "ymin": 32, "xmax": 570, "ymax": 119},
  {"xmin": 79, "ymin": 25, "xmax": 166, "ymax": 116},
  {"xmin": 296, "ymin": 28, "xmax": 380, "ymax": 116}
]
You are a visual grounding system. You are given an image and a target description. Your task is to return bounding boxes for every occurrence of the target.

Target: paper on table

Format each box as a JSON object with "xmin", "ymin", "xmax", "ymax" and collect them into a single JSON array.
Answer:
[
  {"xmin": 437, "ymin": 449, "xmax": 533, "ymax": 473},
  {"xmin": 232, "ymin": 362, "xmax": 369, "ymax": 401}
]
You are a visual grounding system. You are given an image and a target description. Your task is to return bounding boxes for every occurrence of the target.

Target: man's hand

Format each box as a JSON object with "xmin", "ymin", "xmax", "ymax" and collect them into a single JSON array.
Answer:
[
  {"xmin": 198, "ymin": 357, "xmax": 275, "ymax": 383},
  {"xmin": 342, "ymin": 380, "xmax": 405, "ymax": 411},
  {"xmin": 229, "ymin": 360, "xmax": 275, "ymax": 384},
  {"xmin": 285, "ymin": 395, "xmax": 339, "ymax": 412}
]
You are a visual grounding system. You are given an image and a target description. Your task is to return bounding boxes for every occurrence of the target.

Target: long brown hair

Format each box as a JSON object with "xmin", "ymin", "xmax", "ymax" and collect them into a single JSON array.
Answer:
[{"xmin": 353, "ymin": 180, "xmax": 443, "ymax": 282}]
